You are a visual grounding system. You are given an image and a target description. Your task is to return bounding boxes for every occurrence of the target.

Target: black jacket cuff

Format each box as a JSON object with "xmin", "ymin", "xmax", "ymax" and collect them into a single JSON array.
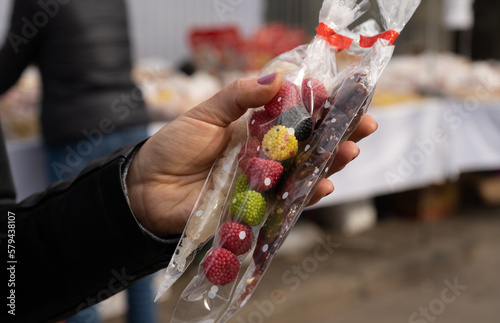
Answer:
[{"xmin": 4, "ymin": 141, "xmax": 179, "ymax": 322}]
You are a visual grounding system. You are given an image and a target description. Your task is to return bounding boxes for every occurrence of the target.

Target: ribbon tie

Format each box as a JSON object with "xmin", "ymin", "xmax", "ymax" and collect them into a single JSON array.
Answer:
[
  {"xmin": 315, "ymin": 22, "xmax": 354, "ymax": 50},
  {"xmin": 358, "ymin": 30, "xmax": 399, "ymax": 48},
  {"xmin": 316, "ymin": 23, "xmax": 399, "ymax": 49}
]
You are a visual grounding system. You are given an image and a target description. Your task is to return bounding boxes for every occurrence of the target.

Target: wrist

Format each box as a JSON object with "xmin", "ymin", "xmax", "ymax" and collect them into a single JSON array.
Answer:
[{"xmin": 125, "ymin": 146, "xmax": 153, "ymax": 233}]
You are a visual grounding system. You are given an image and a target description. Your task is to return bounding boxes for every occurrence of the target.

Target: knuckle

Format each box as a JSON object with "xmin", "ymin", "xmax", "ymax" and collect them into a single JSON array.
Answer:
[{"xmin": 232, "ymin": 78, "xmax": 245, "ymax": 90}]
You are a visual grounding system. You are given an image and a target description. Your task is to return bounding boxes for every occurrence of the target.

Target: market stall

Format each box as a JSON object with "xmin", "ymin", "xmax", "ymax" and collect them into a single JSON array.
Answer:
[
  {"xmin": 1, "ymin": 24, "xmax": 500, "ymax": 201},
  {"xmin": 315, "ymin": 98, "xmax": 500, "ymax": 208},
  {"xmin": 6, "ymin": 96, "xmax": 500, "ymax": 203}
]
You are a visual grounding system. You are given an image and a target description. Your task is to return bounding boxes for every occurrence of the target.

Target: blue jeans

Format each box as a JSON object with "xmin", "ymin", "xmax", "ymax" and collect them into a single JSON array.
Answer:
[
  {"xmin": 47, "ymin": 125, "xmax": 149, "ymax": 183},
  {"xmin": 46, "ymin": 125, "xmax": 157, "ymax": 323}
]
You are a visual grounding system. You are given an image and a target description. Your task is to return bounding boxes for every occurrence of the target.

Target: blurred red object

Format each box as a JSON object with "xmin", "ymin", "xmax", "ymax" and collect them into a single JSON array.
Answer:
[
  {"xmin": 249, "ymin": 24, "xmax": 306, "ymax": 57},
  {"xmin": 188, "ymin": 24, "xmax": 307, "ymax": 73},
  {"xmin": 245, "ymin": 24, "xmax": 307, "ymax": 71},
  {"xmin": 190, "ymin": 26, "xmax": 243, "ymax": 52},
  {"xmin": 189, "ymin": 26, "xmax": 245, "ymax": 73}
]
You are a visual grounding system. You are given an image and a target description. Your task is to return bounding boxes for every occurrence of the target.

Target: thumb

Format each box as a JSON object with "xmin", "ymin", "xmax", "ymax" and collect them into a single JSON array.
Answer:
[{"xmin": 185, "ymin": 73, "xmax": 282, "ymax": 127}]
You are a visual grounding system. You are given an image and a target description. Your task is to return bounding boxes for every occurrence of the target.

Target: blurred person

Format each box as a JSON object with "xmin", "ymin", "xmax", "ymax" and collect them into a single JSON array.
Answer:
[
  {"xmin": 0, "ymin": 0, "xmax": 155, "ymax": 322},
  {"xmin": 0, "ymin": 73, "xmax": 377, "ymax": 322}
]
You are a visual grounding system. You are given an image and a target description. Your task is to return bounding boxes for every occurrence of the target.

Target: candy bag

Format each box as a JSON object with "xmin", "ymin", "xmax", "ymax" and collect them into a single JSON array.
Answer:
[
  {"xmin": 153, "ymin": 124, "xmax": 247, "ymax": 301},
  {"xmin": 160, "ymin": 0, "xmax": 421, "ymax": 321}
]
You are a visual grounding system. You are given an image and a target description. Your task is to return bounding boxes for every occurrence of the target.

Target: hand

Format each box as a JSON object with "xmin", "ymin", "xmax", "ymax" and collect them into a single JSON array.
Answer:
[{"xmin": 126, "ymin": 74, "xmax": 377, "ymax": 236}]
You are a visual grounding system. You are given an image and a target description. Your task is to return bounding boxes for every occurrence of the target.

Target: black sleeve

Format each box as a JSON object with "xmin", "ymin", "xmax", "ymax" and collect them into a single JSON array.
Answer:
[
  {"xmin": 0, "ymin": 141, "xmax": 179, "ymax": 322},
  {"xmin": 0, "ymin": 0, "xmax": 41, "ymax": 95},
  {"xmin": 0, "ymin": 123, "xmax": 16, "ymax": 203}
]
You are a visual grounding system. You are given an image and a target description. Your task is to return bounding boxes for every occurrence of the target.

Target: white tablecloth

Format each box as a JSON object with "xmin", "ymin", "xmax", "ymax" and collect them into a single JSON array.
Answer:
[
  {"xmin": 313, "ymin": 98, "xmax": 500, "ymax": 208},
  {"xmin": 6, "ymin": 98, "xmax": 500, "ymax": 204}
]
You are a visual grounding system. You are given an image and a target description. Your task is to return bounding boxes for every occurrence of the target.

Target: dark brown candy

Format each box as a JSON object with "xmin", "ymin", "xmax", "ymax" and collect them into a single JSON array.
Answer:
[{"xmin": 332, "ymin": 73, "xmax": 369, "ymax": 115}]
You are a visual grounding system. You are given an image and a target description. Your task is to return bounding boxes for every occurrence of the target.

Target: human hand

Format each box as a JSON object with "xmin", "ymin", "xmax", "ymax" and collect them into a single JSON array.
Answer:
[{"xmin": 126, "ymin": 74, "xmax": 377, "ymax": 236}]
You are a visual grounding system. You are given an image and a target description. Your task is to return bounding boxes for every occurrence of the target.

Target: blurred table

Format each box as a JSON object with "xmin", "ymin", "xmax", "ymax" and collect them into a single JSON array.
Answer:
[
  {"xmin": 6, "ymin": 98, "xmax": 500, "ymax": 204},
  {"xmin": 314, "ymin": 98, "xmax": 500, "ymax": 208}
]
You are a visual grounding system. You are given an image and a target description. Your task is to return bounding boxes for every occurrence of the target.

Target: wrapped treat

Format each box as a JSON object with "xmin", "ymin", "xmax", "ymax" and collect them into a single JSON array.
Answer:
[
  {"xmin": 159, "ymin": 0, "xmax": 421, "ymax": 321},
  {"xmin": 154, "ymin": 127, "xmax": 246, "ymax": 300}
]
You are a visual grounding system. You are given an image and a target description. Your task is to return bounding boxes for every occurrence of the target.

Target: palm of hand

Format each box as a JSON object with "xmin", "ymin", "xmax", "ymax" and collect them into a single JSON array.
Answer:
[{"xmin": 129, "ymin": 114, "xmax": 236, "ymax": 236}]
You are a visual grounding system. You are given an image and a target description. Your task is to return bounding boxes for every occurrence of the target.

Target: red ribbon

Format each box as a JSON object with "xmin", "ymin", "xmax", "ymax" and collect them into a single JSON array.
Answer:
[
  {"xmin": 359, "ymin": 30, "xmax": 399, "ymax": 48},
  {"xmin": 316, "ymin": 22, "xmax": 353, "ymax": 50},
  {"xmin": 316, "ymin": 23, "xmax": 399, "ymax": 49}
]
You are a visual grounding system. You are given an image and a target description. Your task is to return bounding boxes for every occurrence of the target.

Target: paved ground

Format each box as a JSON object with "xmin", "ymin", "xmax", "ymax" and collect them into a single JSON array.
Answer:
[{"xmin": 106, "ymin": 206, "xmax": 500, "ymax": 323}]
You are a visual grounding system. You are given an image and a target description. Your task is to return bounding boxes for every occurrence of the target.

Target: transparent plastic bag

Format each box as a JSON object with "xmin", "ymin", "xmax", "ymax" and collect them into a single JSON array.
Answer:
[
  {"xmin": 154, "ymin": 125, "xmax": 247, "ymax": 300},
  {"xmin": 157, "ymin": 0, "xmax": 421, "ymax": 321}
]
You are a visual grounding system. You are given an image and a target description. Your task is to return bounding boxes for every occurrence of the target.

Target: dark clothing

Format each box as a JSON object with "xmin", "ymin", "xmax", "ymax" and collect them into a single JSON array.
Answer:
[
  {"xmin": 0, "ymin": 122, "xmax": 177, "ymax": 322},
  {"xmin": 0, "ymin": 123, "xmax": 15, "ymax": 203},
  {"xmin": 0, "ymin": 0, "xmax": 149, "ymax": 146},
  {"xmin": 0, "ymin": 2, "xmax": 169, "ymax": 321}
]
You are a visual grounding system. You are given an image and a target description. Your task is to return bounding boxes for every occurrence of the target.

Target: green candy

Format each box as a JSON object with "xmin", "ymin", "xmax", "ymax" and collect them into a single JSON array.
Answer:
[
  {"xmin": 230, "ymin": 190, "xmax": 266, "ymax": 226},
  {"xmin": 233, "ymin": 174, "xmax": 250, "ymax": 196}
]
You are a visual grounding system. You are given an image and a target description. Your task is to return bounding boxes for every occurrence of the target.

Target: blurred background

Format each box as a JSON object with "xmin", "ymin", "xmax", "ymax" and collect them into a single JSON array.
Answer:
[{"xmin": 1, "ymin": 0, "xmax": 499, "ymax": 322}]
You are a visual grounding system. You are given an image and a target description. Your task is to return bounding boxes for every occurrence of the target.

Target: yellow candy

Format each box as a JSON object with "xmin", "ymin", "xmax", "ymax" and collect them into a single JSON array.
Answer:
[{"xmin": 262, "ymin": 126, "xmax": 298, "ymax": 161}]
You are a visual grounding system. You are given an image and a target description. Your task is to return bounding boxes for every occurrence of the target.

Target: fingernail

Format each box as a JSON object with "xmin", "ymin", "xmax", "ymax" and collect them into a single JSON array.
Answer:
[{"xmin": 258, "ymin": 72, "xmax": 278, "ymax": 85}]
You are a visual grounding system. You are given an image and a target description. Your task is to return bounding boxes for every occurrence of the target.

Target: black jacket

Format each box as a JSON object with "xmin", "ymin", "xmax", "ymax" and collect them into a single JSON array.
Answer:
[
  {"xmin": 0, "ymin": 0, "xmax": 150, "ymax": 146},
  {"xmin": 0, "ymin": 121, "xmax": 178, "ymax": 322}
]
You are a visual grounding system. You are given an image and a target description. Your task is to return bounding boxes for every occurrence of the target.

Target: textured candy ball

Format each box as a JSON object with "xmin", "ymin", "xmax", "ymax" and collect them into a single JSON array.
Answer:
[
  {"xmin": 219, "ymin": 221, "xmax": 254, "ymax": 255},
  {"xmin": 230, "ymin": 191, "xmax": 267, "ymax": 226},
  {"xmin": 238, "ymin": 138, "xmax": 262, "ymax": 170},
  {"xmin": 233, "ymin": 174, "xmax": 250, "ymax": 196},
  {"xmin": 238, "ymin": 138, "xmax": 261, "ymax": 160},
  {"xmin": 249, "ymin": 109, "xmax": 277, "ymax": 140},
  {"xmin": 246, "ymin": 157, "xmax": 283, "ymax": 192},
  {"xmin": 262, "ymin": 125, "xmax": 298, "ymax": 161},
  {"xmin": 264, "ymin": 83, "xmax": 301, "ymax": 117},
  {"xmin": 278, "ymin": 105, "xmax": 313, "ymax": 142},
  {"xmin": 202, "ymin": 248, "xmax": 240, "ymax": 286},
  {"xmin": 302, "ymin": 78, "xmax": 327, "ymax": 113}
]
